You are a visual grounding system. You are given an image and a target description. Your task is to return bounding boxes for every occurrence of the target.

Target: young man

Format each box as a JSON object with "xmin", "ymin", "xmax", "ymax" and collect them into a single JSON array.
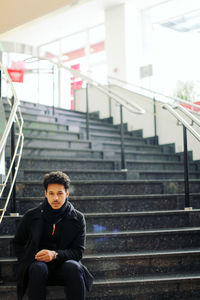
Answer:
[{"xmin": 14, "ymin": 171, "xmax": 93, "ymax": 300}]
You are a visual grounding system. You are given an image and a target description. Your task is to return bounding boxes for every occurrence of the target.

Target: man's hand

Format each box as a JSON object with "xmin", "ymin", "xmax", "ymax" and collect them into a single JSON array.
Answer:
[{"xmin": 35, "ymin": 249, "xmax": 56, "ymax": 262}]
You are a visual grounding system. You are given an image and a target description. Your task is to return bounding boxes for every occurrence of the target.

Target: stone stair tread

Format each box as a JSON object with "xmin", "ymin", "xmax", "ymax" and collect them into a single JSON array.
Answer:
[
  {"xmin": 1, "ymin": 273, "xmax": 200, "ymax": 288},
  {"xmin": 6, "ymin": 192, "xmax": 200, "ymax": 200},
  {"xmin": 19, "ymin": 145, "xmax": 178, "ymax": 157},
  {"xmin": 18, "ymin": 168, "xmax": 200, "ymax": 175},
  {"xmin": 94, "ymin": 273, "xmax": 200, "ymax": 285},
  {"xmin": 19, "ymin": 156, "xmax": 198, "ymax": 166},
  {"xmin": 84, "ymin": 248, "xmax": 200, "ymax": 259},
  {"xmin": 84, "ymin": 209, "xmax": 200, "ymax": 217},
  {"xmin": 21, "ymin": 138, "xmax": 167, "ymax": 151},
  {"xmin": 4, "ymin": 209, "xmax": 200, "ymax": 219},
  {"xmin": 86, "ymin": 226, "xmax": 200, "ymax": 237},
  {"xmin": 20, "ymin": 157, "xmax": 115, "ymax": 162},
  {"xmin": 1, "ymin": 248, "xmax": 200, "ymax": 263},
  {"xmin": 15, "ymin": 179, "xmax": 200, "ymax": 184},
  {"xmin": 2, "ymin": 226, "xmax": 200, "ymax": 240},
  {"xmin": 20, "ymin": 169, "xmax": 126, "ymax": 174}
]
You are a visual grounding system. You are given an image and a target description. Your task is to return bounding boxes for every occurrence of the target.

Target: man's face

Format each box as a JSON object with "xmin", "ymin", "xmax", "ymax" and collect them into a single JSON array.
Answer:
[{"xmin": 45, "ymin": 183, "xmax": 69, "ymax": 210}]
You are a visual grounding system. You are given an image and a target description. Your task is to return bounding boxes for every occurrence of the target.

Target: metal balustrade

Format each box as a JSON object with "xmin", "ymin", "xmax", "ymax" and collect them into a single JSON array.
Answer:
[{"xmin": 0, "ymin": 62, "xmax": 24, "ymax": 224}]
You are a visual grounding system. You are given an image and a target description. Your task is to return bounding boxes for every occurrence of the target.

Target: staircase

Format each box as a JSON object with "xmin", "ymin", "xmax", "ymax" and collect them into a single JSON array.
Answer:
[{"xmin": 1, "ymin": 100, "xmax": 200, "ymax": 299}]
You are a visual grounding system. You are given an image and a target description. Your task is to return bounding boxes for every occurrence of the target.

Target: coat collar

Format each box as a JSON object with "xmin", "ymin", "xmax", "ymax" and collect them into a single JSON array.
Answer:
[{"xmin": 29, "ymin": 201, "xmax": 78, "ymax": 221}]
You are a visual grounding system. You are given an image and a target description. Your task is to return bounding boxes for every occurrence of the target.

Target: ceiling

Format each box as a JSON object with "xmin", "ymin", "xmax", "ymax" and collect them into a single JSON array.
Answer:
[{"xmin": 0, "ymin": 0, "xmax": 173, "ymax": 46}]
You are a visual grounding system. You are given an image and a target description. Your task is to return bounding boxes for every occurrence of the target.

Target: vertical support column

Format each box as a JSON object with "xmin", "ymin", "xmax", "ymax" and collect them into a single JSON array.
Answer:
[
  {"xmin": 11, "ymin": 96, "xmax": 16, "ymax": 213},
  {"xmin": 86, "ymin": 83, "xmax": 89, "ymax": 140},
  {"xmin": 52, "ymin": 65, "xmax": 55, "ymax": 115},
  {"xmin": 105, "ymin": 3, "xmax": 142, "ymax": 84},
  {"xmin": 108, "ymin": 82, "xmax": 112, "ymax": 118},
  {"xmin": 0, "ymin": 69, "xmax": 1, "ymax": 99},
  {"xmin": 120, "ymin": 105, "xmax": 126, "ymax": 170},
  {"xmin": 153, "ymin": 97, "xmax": 157, "ymax": 137},
  {"xmin": 183, "ymin": 126, "xmax": 191, "ymax": 210}
]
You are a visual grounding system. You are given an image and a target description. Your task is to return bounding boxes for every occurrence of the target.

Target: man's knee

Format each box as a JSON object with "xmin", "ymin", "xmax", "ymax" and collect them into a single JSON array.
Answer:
[
  {"xmin": 29, "ymin": 261, "xmax": 48, "ymax": 279},
  {"xmin": 61, "ymin": 260, "xmax": 83, "ymax": 277}
]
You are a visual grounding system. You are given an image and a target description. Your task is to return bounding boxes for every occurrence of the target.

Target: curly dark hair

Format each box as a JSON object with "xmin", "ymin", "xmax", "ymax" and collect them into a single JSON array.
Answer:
[{"xmin": 43, "ymin": 171, "xmax": 71, "ymax": 191}]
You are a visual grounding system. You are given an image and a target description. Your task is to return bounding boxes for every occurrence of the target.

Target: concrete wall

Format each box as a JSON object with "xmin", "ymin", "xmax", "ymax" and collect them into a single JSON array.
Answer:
[{"xmin": 75, "ymin": 85, "xmax": 200, "ymax": 160}]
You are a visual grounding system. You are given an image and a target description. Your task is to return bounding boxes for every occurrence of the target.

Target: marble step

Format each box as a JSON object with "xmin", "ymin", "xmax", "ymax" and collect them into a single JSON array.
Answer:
[
  {"xmin": 20, "ymin": 127, "xmax": 81, "ymax": 139},
  {"xmin": 1, "ymin": 249, "xmax": 200, "ymax": 282},
  {"xmin": 1, "ymin": 228, "xmax": 200, "ymax": 256},
  {"xmin": 17, "ymin": 169, "xmax": 127, "ymax": 181},
  {"xmin": 18, "ymin": 157, "xmax": 199, "ymax": 171},
  {"xmin": 1, "ymin": 273, "xmax": 200, "ymax": 299},
  {"xmin": 18, "ymin": 133, "xmax": 170, "ymax": 154},
  {"xmin": 16, "ymin": 168, "xmax": 200, "ymax": 181},
  {"xmin": 2, "ymin": 193, "xmax": 200, "ymax": 214},
  {"xmin": 7, "ymin": 145, "xmax": 183, "ymax": 161},
  {"xmin": 5, "ymin": 105, "xmax": 111, "ymax": 127},
  {"xmin": 12, "ymin": 135, "xmax": 167, "ymax": 154},
  {"xmin": 1, "ymin": 210, "xmax": 200, "ymax": 235},
  {"xmin": 11, "ymin": 179, "xmax": 200, "ymax": 197},
  {"xmin": 19, "ymin": 157, "xmax": 117, "ymax": 171}
]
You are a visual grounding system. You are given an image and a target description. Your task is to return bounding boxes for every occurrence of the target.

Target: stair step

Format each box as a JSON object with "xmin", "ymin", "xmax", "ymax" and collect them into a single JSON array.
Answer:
[
  {"xmin": 22, "ymin": 127, "xmax": 81, "ymax": 140},
  {"xmin": 1, "ymin": 227, "xmax": 200, "ymax": 256},
  {"xmin": 19, "ymin": 133, "xmax": 172, "ymax": 154},
  {"xmin": 1, "ymin": 210, "xmax": 200, "ymax": 235},
  {"xmin": 1, "ymin": 249, "xmax": 200, "ymax": 283},
  {"xmin": 7, "ymin": 145, "xmax": 182, "ymax": 161},
  {"xmin": 17, "ymin": 157, "xmax": 199, "ymax": 171},
  {"xmin": 1, "ymin": 274, "xmax": 200, "ymax": 300},
  {"xmin": 16, "ymin": 168, "xmax": 200, "ymax": 181},
  {"xmin": 10, "ymin": 179, "xmax": 200, "ymax": 197},
  {"xmin": 17, "ymin": 169, "xmax": 127, "ymax": 181},
  {"xmin": 2, "ymin": 193, "xmax": 200, "ymax": 214},
  {"xmin": 19, "ymin": 157, "xmax": 117, "ymax": 170}
]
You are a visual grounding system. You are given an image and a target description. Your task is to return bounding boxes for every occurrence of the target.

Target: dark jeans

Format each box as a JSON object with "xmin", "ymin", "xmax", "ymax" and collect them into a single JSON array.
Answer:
[{"xmin": 28, "ymin": 260, "xmax": 86, "ymax": 300}]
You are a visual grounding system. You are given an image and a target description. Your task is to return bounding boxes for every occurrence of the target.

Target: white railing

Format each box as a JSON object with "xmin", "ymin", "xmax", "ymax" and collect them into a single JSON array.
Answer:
[
  {"xmin": 0, "ymin": 62, "xmax": 24, "ymax": 224},
  {"xmin": 163, "ymin": 104, "xmax": 200, "ymax": 143},
  {"xmin": 108, "ymin": 75, "xmax": 200, "ymax": 111},
  {"xmin": 29, "ymin": 56, "xmax": 145, "ymax": 115}
]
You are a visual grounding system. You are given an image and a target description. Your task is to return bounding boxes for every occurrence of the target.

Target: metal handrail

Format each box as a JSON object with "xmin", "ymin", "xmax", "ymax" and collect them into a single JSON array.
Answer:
[
  {"xmin": 0, "ymin": 62, "xmax": 24, "ymax": 224},
  {"xmin": 36, "ymin": 56, "xmax": 145, "ymax": 115},
  {"xmin": 109, "ymin": 75, "xmax": 200, "ymax": 210},
  {"xmin": 108, "ymin": 75, "xmax": 200, "ymax": 110},
  {"xmin": 163, "ymin": 103, "xmax": 200, "ymax": 211},
  {"xmin": 163, "ymin": 104, "xmax": 200, "ymax": 142},
  {"xmin": 176, "ymin": 105, "xmax": 200, "ymax": 128}
]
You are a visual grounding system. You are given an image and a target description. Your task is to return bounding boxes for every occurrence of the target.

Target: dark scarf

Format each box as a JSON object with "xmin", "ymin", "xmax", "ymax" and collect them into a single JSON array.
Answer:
[{"xmin": 41, "ymin": 197, "xmax": 70, "ymax": 225}]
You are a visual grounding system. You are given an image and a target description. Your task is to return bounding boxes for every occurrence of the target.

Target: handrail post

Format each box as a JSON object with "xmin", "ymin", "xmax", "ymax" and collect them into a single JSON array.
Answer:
[
  {"xmin": 86, "ymin": 83, "xmax": 89, "ymax": 140},
  {"xmin": 153, "ymin": 97, "xmax": 157, "ymax": 137},
  {"xmin": 183, "ymin": 125, "xmax": 191, "ymax": 210},
  {"xmin": 52, "ymin": 65, "xmax": 55, "ymax": 116},
  {"xmin": 11, "ymin": 96, "xmax": 16, "ymax": 213},
  {"xmin": 120, "ymin": 105, "xmax": 126, "ymax": 170},
  {"xmin": 0, "ymin": 69, "xmax": 1, "ymax": 99},
  {"xmin": 108, "ymin": 81, "xmax": 112, "ymax": 118}
]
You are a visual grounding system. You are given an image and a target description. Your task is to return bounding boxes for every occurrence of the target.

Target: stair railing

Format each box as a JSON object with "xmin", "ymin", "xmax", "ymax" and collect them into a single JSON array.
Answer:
[
  {"xmin": 0, "ymin": 62, "xmax": 24, "ymax": 225},
  {"xmin": 108, "ymin": 75, "xmax": 200, "ymax": 210},
  {"xmin": 25, "ymin": 56, "xmax": 145, "ymax": 170},
  {"xmin": 163, "ymin": 103, "xmax": 200, "ymax": 211}
]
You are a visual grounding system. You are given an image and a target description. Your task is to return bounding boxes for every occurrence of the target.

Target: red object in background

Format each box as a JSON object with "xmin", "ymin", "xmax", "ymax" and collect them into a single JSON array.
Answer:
[
  {"xmin": 7, "ymin": 69, "xmax": 24, "ymax": 82},
  {"xmin": 70, "ymin": 100, "xmax": 74, "ymax": 110},
  {"xmin": 181, "ymin": 101, "xmax": 200, "ymax": 112},
  {"xmin": 70, "ymin": 64, "xmax": 82, "ymax": 110},
  {"xmin": 71, "ymin": 64, "xmax": 80, "ymax": 70},
  {"xmin": 71, "ymin": 81, "xmax": 83, "ymax": 95}
]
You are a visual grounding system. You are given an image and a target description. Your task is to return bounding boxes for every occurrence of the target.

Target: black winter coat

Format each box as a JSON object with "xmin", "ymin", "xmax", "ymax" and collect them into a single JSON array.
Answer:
[{"xmin": 13, "ymin": 201, "xmax": 93, "ymax": 299}]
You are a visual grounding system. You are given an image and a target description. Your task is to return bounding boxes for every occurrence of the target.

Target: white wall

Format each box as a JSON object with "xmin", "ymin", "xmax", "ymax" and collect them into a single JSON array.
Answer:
[{"xmin": 75, "ymin": 85, "xmax": 200, "ymax": 160}]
